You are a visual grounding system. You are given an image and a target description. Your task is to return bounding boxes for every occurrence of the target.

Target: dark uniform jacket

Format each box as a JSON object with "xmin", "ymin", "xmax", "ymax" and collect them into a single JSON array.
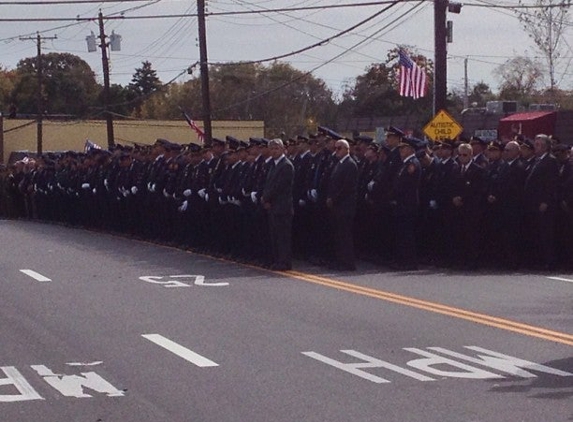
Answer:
[
  {"xmin": 327, "ymin": 155, "xmax": 358, "ymax": 217},
  {"xmin": 262, "ymin": 156, "xmax": 294, "ymax": 215},
  {"xmin": 392, "ymin": 155, "xmax": 421, "ymax": 215},
  {"xmin": 523, "ymin": 153, "xmax": 560, "ymax": 212}
]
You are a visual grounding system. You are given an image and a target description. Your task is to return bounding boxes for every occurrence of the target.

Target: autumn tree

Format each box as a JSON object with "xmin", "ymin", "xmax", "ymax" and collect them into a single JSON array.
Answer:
[
  {"xmin": 140, "ymin": 61, "xmax": 336, "ymax": 137},
  {"xmin": 494, "ymin": 55, "xmax": 544, "ymax": 103},
  {"xmin": 12, "ymin": 53, "xmax": 99, "ymax": 117},
  {"xmin": 515, "ymin": 0, "xmax": 571, "ymax": 92}
]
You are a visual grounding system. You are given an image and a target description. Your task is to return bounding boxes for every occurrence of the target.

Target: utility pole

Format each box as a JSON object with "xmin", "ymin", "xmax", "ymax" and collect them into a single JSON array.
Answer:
[
  {"xmin": 0, "ymin": 112, "xmax": 4, "ymax": 164},
  {"xmin": 98, "ymin": 11, "xmax": 115, "ymax": 149},
  {"xmin": 197, "ymin": 0, "xmax": 213, "ymax": 146},
  {"xmin": 434, "ymin": 0, "xmax": 448, "ymax": 114},
  {"xmin": 20, "ymin": 32, "xmax": 56, "ymax": 156},
  {"xmin": 463, "ymin": 57, "xmax": 469, "ymax": 110}
]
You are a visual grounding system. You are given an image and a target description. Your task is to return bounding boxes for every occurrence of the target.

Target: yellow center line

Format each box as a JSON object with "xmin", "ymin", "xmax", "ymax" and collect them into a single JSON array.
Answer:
[{"xmin": 284, "ymin": 270, "xmax": 573, "ymax": 347}]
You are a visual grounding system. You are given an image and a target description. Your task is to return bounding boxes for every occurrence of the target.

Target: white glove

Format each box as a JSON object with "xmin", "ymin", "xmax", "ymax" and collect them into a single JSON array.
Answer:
[
  {"xmin": 429, "ymin": 200, "xmax": 438, "ymax": 210},
  {"xmin": 33, "ymin": 184, "xmax": 38, "ymax": 192},
  {"xmin": 308, "ymin": 189, "xmax": 318, "ymax": 202},
  {"xmin": 82, "ymin": 183, "xmax": 90, "ymax": 190},
  {"xmin": 163, "ymin": 188, "xmax": 170, "ymax": 198},
  {"xmin": 178, "ymin": 200, "xmax": 188, "ymax": 212},
  {"xmin": 150, "ymin": 183, "xmax": 156, "ymax": 193},
  {"xmin": 198, "ymin": 188, "xmax": 206, "ymax": 199},
  {"xmin": 104, "ymin": 179, "xmax": 109, "ymax": 189},
  {"xmin": 216, "ymin": 188, "xmax": 222, "ymax": 193},
  {"xmin": 204, "ymin": 192, "xmax": 209, "ymax": 202},
  {"xmin": 147, "ymin": 182, "xmax": 153, "ymax": 191},
  {"xmin": 131, "ymin": 186, "xmax": 138, "ymax": 195},
  {"xmin": 92, "ymin": 188, "xmax": 97, "ymax": 194},
  {"xmin": 298, "ymin": 199, "xmax": 306, "ymax": 207},
  {"xmin": 183, "ymin": 189, "xmax": 192, "ymax": 197},
  {"xmin": 218, "ymin": 196, "xmax": 227, "ymax": 205},
  {"xmin": 242, "ymin": 188, "xmax": 247, "ymax": 196},
  {"xmin": 122, "ymin": 189, "xmax": 129, "ymax": 198},
  {"xmin": 367, "ymin": 180, "xmax": 375, "ymax": 192},
  {"xmin": 251, "ymin": 192, "xmax": 258, "ymax": 204}
]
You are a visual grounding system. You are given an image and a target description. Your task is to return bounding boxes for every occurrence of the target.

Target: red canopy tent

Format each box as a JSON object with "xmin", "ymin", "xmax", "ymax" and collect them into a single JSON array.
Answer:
[{"xmin": 497, "ymin": 111, "xmax": 556, "ymax": 140}]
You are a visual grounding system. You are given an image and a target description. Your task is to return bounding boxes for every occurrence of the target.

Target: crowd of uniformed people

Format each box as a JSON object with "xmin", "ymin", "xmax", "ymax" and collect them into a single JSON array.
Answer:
[{"xmin": 1, "ymin": 125, "xmax": 572, "ymax": 272}]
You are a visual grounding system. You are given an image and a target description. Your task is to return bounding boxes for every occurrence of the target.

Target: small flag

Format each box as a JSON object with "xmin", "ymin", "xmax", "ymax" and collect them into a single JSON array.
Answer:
[
  {"xmin": 84, "ymin": 139, "xmax": 102, "ymax": 152},
  {"xmin": 398, "ymin": 49, "xmax": 427, "ymax": 99},
  {"xmin": 179, "ymin": 107, "xmax": 205, "ymax": 144}
]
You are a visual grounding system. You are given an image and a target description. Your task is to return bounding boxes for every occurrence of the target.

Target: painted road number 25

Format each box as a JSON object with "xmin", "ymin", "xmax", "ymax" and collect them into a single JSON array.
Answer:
[{"xmin": 139, "ymin": 275, "xmax": 229, "ymax": 288}]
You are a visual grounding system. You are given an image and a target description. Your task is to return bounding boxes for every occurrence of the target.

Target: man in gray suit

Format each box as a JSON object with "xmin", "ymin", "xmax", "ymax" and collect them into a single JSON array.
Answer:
[
  {"xmin": 262, "ymin": 139, "xmax": 295, "ymax": 271},
  {"xmin": 327, "ymin": 139, "xmax": 359, "ymax": 271}
]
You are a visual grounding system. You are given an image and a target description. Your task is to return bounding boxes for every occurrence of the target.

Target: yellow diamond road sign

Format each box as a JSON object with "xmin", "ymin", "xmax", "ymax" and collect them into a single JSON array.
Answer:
[{"xmin": 423, "ymin": 109, "xmax": 463, "ymax": 141}]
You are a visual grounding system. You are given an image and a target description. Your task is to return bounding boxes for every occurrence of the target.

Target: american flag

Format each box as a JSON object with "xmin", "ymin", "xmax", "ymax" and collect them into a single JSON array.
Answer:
[
  {"xmin": 398, "ymin": 49, "xmax": 427, "ymax": 99},
  {"xmin": 180, "ymin": 107, "xmax": 205, "ymax": 144},
  {"xmin": 84, "ymin": 139, "xmax": 102, "ymax": 152}
]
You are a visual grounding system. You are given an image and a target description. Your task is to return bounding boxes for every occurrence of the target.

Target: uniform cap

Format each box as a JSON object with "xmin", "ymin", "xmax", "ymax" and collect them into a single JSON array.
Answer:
[
  {"xmin": 440, "ymin": 140, "xmax": 456, "ymax": 150},
  {"xmin": 212, "ymin": 137, "xmax": 226, "ymax": 146},
  {"xmin": 354, "ymin": 134, "xmax": 374, "ymax": 144},
  {"xmin": 317, "ymin": 125, "xmax": 343, "ymax": 140},
  {"xmin": 385, "ymin": 126, "xmax": 405, "ymax": 138},
  {"xmin": 399, "ymin": 136, "xmax": 424, "ymax": 150},
  {"xmin": 226, "ymin": 136, "xmax": 240, "ymax": 151},
  {"xmin": 470, "ymin": 136, "xmax": 488, "ymax": 146},
  {"xmin": 487, "ymin": 140, "xmax": 503, "ymax": 151},
  {"xmin": 519, "ymin": 138, "xmax": 534, "ymax": 150},
  {"xmin": 249, "ymin": 137, "xmax": 262, "ymax": 146}
]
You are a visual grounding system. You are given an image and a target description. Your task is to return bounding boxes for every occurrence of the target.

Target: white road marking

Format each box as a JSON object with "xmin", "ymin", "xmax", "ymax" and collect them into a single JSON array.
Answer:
[
  {"xmin": 141, "ymin": 334, "xmax": 219, "ymax": 367},
  {"xmin": 66, "ymin": 361, "xmax": 103, "ymax": 367},
  {"xmin": 546, "ymin": 276, "xmax": 573, "ymax": 284},
  {"xmin": 19, "ymin": 269, "xmax": 51, "ymax": 282}
]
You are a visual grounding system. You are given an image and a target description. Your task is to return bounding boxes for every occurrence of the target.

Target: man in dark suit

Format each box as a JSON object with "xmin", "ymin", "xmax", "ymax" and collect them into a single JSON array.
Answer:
[
  {"xmin": 523, "ymin": 134, "xmax": 560, "ymax": 270},
  {"xmin": 262, "ymin": 139, "xmax": 295, "ymax": 271},
  {"xmin": 326, "ymin": 139, "xmax": 359, "ymax": 271},
  {"xmin": 498, "ymin": 141, "xmax": 527, "ymax": 269},
  {"xmin": 451, "ymin": 142, "xmax": 487, "ymax": 270}
]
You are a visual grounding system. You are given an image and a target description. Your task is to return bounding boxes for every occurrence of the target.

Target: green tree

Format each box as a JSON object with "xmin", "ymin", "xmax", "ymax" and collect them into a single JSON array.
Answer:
[
  {"xmin": 12, "ymin": 53, "xmax": 100, "ymax": 117},
  {"xmin": 339, "ymin": 46, "xmax": 434, "ymax": 118},
  {"xmin": 128, "ymin": 60, "xmax": 162, "ymax": 117},
  {"xmin": 0, "ymin": 67, "xmax": 19, "ymax": 115},
  {"xmin": 140, "ymin": 61, "xmax": 336, "ymax": 137}
]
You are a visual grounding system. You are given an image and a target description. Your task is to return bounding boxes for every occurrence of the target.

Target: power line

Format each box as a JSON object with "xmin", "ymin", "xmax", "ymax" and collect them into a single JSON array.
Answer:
[
  {"xmin": 0, "ymin": 0, "xmax": 149, "ymax": 4},
  {"xmin": 209, "ymin": 0, "xmax": 406, "ymax": 67},
  {"xmin": 0, "ymin": 1, "xmax": 416, "ymax": 22},
  {"xmin": 213, "ymin": 1, "xmax": 425, "ymax": 113}
]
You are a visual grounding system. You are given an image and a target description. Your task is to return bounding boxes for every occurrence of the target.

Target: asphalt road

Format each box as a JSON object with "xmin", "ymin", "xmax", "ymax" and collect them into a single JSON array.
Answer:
[{"xmin": 1, "ymin": 220, "xmax": 572, "ymax": 422}]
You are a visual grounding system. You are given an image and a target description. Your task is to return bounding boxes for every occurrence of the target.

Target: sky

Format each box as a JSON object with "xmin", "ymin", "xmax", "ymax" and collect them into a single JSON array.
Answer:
[{"xmin": 0, "ymin": 0, "xmax": 569, "ymax": 100}]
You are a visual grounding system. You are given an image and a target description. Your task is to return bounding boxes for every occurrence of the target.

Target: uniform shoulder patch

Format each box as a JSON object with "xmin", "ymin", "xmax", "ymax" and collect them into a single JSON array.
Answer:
[{"xmin": 407, "ymin": 163, "xmax": 416, "ymax": 174}]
